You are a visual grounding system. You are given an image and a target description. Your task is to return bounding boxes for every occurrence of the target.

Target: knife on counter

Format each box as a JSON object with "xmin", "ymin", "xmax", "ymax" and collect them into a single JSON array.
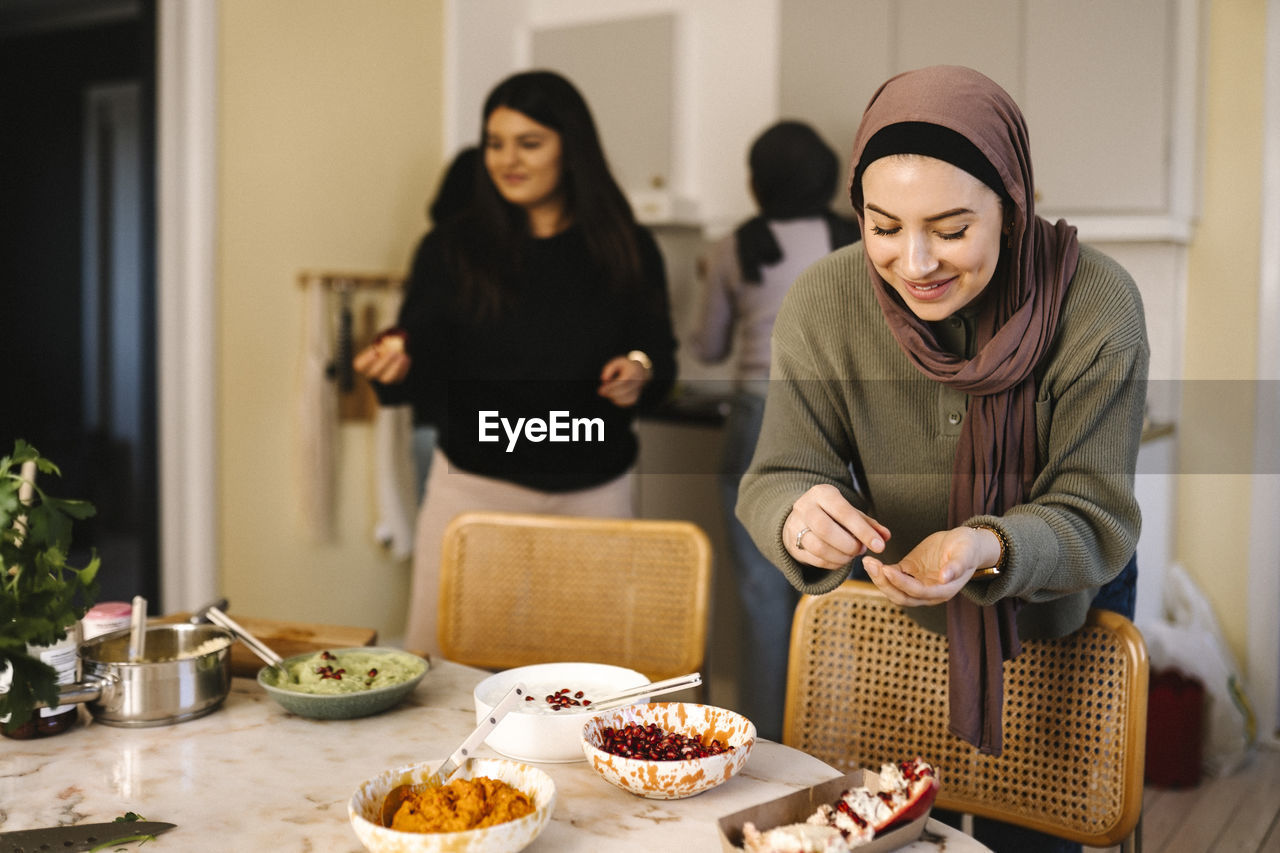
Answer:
[{"xmin": 0, "ymin": 821, "xmax": 176, "ymax": 852}]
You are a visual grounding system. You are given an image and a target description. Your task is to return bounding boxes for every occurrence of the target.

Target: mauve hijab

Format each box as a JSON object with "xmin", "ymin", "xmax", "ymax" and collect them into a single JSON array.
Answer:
[{"xmin": 849, "ymin": 66, "xmax": 1080, "ymax": 755}]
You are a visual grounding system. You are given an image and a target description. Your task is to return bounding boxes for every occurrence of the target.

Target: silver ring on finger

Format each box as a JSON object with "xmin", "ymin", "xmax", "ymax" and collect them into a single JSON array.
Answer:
[{"xmin": 796, "ymin": 527, "xmax": 811, "ymax": 551}]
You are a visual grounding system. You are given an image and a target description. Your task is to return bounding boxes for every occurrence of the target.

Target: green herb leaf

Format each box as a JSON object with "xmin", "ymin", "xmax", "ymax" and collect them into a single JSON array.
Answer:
[{"xmin": 0, "ymin": 441, "xmax": 99, "ymax": 733}]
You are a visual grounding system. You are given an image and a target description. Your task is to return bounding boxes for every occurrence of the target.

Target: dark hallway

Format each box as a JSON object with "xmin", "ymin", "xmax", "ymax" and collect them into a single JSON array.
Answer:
[{"xmin": 0, "ymin": 1, "xmax": 160, "ymax": 606}]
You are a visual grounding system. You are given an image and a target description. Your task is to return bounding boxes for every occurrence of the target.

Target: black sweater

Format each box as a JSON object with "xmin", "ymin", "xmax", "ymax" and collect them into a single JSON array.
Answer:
[{"xmin": 376, "ymin": 224, "xmax": 677, "ymax": 492}]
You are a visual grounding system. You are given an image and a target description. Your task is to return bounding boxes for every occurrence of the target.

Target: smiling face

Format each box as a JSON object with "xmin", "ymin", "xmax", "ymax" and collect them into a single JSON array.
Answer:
[
  {"xmin": 861, "ymin": 155, "xmax": 1005, "ymax": 322},
  {"xmin": 484, "ymin": 106, "xmax": 567, "ymax": 235}
]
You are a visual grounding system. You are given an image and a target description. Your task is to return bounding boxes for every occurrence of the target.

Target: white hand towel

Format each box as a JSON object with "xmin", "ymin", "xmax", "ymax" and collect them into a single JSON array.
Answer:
[
  {"xmin": 373, "ymin": 403, "xmax": 416, "ymax": 559},
  {"xmin": 299, "ymin": 281, "xmax": 338, "ymax": 541}
]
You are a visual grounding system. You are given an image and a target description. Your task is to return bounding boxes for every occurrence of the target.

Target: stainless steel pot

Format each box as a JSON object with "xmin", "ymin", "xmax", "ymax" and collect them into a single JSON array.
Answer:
[{"xmin": 43, "ymin": 623, "xmax": 233, "ymax": 727}]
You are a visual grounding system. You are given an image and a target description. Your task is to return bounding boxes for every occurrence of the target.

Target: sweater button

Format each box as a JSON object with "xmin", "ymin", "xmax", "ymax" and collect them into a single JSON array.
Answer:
[{"xmin": 948, "ymin": 411, "xmax": 963, "ymax": 425}]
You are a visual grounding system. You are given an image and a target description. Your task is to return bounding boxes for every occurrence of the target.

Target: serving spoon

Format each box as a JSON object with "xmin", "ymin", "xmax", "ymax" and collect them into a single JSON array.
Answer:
[
  {"xmin": 204, "ymin": 606, "xmax": 285, "ymax": 672},
  {"xmin": 127, "ymin": 595, "xmax": 147, "ymax": 662},
  {"xmin": 379, "ymin": 681, "xmax": 528, "ymax": 827}
]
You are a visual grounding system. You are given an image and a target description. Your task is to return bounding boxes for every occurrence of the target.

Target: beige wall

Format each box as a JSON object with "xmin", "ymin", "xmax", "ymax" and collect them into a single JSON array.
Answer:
[
  {"xmin": 217, "ymin": 1, "xmax": 444, "ymax": 639},
  {"xmin": 1179, "ymin": 0, "xmax": 1267, "ymax": 668}
]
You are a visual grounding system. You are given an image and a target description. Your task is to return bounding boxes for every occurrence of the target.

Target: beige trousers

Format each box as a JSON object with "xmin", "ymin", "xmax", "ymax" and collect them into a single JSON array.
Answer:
[{"xmin": 403, "ymin": 449, "xmax": 635, "ymax": 657}]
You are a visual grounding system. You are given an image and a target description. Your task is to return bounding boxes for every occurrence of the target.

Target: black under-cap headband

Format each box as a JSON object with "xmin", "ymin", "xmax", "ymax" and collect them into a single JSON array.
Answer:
[{"xmin": 855, "ymin": 121, "xmax": 1008, "ymax": 204}]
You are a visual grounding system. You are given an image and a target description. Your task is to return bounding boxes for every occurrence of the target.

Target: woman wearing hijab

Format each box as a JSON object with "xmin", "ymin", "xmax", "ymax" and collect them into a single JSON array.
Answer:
[
  {"xmin": 690, "ymin": 120, "xmax": 857, "ymax": 741},
  {"xmin": 736, "ymin": 65, "xmax": 1146, "ymax": 852}
]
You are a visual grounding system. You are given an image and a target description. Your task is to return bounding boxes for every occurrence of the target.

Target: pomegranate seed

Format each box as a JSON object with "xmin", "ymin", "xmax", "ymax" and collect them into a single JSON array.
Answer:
[
  {"xmin": 539, "ymin": 686, "xmax": 595, "ymax": 709},
  {"xmin": 597, "ymin": 722, "xmax": 732, "ymax": 761}
]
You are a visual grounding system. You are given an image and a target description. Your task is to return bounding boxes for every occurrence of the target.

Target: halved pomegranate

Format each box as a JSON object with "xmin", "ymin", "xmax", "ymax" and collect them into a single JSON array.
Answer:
[
  {"xmin": 850, "ymin": 757, "xmax": 940, "ymax": 832},
  {"xmin": 741, "ymin": 758, "xmax": 939, "ymax": 851}
]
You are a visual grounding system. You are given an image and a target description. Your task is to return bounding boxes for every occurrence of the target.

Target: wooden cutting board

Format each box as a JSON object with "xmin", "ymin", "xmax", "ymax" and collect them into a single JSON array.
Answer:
[{"xmin": 160, "ymin": 613, "xmax": 378, "ymax": 678}]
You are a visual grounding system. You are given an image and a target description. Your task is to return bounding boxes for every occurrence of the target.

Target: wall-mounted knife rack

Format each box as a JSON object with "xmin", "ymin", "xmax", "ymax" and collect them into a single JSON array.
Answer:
[
  {"xmin": 296, "ymin": 270, "xmax": 405, "ymax": 291},
  {"xmin": 298, "ymin": 270, "xmax": 405, "ymax": 421}
]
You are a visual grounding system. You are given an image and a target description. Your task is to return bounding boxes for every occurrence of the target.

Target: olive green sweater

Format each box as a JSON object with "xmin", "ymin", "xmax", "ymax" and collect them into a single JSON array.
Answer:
[{"xmin": 736, "ymin": 243, "xmax": 1149, "ymax": 640}]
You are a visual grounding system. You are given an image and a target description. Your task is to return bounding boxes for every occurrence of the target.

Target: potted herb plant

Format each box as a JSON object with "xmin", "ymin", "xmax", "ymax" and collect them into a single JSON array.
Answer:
[{"xmin": 0, "ymin": 440, "xmax": 99, "ymax": 734}]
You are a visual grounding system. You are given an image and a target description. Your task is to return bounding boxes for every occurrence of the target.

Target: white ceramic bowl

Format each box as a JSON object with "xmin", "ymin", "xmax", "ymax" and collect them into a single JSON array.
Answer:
[
  {"xmin": 474, "ymin": 662, "xmax": 649, "ymax": 763},
  {"xmin": 348, "ymin": 757, "xmax": 555, "ymax": 853},
  {"xmin": 581, "ymin": 702, "xmax": 756, "ymax": 799}
]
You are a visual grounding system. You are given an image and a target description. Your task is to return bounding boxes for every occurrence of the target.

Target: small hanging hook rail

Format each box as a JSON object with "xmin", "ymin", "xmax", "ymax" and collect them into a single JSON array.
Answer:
[{"xmin": 296, "ymin": 270, "xmax": 405, "ymax": 290}]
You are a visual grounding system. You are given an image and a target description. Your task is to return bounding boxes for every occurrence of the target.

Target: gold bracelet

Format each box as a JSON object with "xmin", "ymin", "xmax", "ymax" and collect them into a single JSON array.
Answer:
[{"xmin": 968, "ymin": 523, "xmax": 1007, "ymax": 579}]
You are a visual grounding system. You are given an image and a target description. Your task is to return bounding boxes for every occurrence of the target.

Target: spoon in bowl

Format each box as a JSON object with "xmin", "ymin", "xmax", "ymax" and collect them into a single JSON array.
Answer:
[
  {"xmin": 204, "ymin": 606, "xmax": 285, "ymax": 673},
  {"xmin": 379, "ymin": 681, "xmax": 528, "ymax": 827},
  {"xmin": 127, "ymin": 595, "xmax": 147, "ymax": 662}
]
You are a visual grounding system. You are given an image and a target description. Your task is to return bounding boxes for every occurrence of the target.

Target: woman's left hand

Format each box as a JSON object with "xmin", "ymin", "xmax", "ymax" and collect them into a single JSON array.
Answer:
[
  {"xmin": 597, "ymin": 355, "xmax": 650, "ymax": 407},
  {"xmin": 862, "ymin": 526, "xmax": 991, "ymax": 606}
]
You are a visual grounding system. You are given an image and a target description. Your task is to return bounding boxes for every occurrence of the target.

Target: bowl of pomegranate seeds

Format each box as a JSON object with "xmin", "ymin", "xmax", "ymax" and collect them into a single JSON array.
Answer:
[
  {"xmin": 473, "ymin": 662, "xmax": 650, "ymax": 763},
  {"xmin": 258, "ymin": 647, "xmax": 429, "ymax": 719},
  {"xmin": 581, "ymin": 702, "xmax": 756, "ymax": 799}
]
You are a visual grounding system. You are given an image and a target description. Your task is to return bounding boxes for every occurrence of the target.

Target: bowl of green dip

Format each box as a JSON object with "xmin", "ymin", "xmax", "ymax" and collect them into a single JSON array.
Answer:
[{"xmin": 258, "ymin": 647, "xmax": 429, "ymax": 720}]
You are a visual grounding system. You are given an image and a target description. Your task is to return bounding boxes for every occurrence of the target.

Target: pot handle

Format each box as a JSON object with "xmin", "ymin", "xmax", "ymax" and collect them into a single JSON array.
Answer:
[{"xmin": 33, "ymin": 678, "xmax": 106, "ymax": 709}]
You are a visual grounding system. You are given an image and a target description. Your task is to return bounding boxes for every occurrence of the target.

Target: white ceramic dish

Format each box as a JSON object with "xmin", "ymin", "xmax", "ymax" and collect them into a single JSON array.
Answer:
[
  {"xmin": 581, "ymin": 702, "xmax": 756, "ymax": 799},
  {"xmin": 474, "ymin": 662, "xmax": 649, "ymax": 763},
  {"xmin": 349, "ymin": 757, "xmax": 555, "ymax": 853}
]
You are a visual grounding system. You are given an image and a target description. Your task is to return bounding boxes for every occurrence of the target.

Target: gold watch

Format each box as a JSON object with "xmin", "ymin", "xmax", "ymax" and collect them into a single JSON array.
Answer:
[
  {"xmin": 626, "ymin": 350, "xmax": 653, "ymax": 377},
  {"xmin": 967, "ymin": 523, "xmax": 1007, "ymax": 579}
]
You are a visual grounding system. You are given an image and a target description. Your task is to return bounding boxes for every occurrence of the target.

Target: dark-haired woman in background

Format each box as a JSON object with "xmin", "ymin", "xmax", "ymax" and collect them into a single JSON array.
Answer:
[
  {"xmin": 690, "ymin": 120, "xmax": 858, "ymax": 740},
  {"xmin": 355, "ymin": 70, "xmax": 677, "ymax": 656}
]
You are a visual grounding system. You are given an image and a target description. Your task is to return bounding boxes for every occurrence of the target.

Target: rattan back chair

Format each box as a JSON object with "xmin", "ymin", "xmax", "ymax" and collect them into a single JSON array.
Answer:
[
  {"xmin": 783, "ymin": 580, "xmax": 1148, "ymax": 851},
  {"xmin": 438, "ymin": 511, "xmax": 712, "ymax": 681}
]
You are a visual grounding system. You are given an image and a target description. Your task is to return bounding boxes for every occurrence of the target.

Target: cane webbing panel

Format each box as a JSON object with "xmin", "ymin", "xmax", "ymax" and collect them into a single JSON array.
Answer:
[
  {"xmin": 438, "ymin": 511, "xmax": 711, "ymax": 681},
  {"xmin": 783, "ymin": 581, "xmax": 1148, "ymax": 847}
]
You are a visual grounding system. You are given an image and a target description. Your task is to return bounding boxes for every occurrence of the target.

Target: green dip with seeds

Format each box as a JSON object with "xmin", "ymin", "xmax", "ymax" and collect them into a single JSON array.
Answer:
[{"xmin": 277, "ymin": 649, "xmax": 425, "ymax": 695}]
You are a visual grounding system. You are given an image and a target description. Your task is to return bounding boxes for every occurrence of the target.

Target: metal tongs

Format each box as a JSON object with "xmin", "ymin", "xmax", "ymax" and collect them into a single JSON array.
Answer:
[{"xmin": 588, "ymin": 671, "xmax": 702, "ymax": 712}]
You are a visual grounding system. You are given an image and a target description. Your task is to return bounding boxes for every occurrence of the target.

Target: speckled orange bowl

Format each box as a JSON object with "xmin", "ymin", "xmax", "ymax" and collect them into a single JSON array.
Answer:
[
  {"xmin": 580, "ymin": 702, "xmax": 755, "ymax": 799},
  {"xmin": 348, "ymin": 757, "xmax": 555, "ymax": 853}
]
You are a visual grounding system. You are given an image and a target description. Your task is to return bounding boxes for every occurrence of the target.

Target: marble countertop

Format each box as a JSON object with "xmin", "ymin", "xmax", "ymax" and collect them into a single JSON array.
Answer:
[{"xmin": 0, "ymin": 659, "xmax": 988, "ymax": 852}]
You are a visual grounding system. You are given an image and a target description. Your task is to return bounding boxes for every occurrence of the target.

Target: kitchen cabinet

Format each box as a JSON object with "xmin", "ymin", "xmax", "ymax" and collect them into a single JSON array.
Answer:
[
  {"xmin": 530, "ymin": 13, "xmax": 680, "ymax": 221},
  {"xmin": 1022, "ymin": 0, "xmax": 1174, "ymax": 218},
  {"xmin": 779, "ymin": 0, "xmax": 1200, "ymax": 240},
  {"xmin": 453, "ymin": 0, "xmax": 1199, "ymax": 238}
]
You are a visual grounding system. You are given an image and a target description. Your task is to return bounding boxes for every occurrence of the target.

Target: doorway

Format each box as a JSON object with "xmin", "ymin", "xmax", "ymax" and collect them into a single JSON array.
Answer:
[{"xmin": 0, "ymin": 2, "xmax": 159, "ymax": 606}]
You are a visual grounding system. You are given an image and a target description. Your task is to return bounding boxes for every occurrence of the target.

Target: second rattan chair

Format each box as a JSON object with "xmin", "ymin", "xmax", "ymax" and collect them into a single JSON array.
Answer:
[
  {"xmin": 783, "ymin": 580, "xmax": 1148, "ymax": 851},
  {"xmin": 437, "ymin": 511, "xmax": 712, "ymax": 681}
]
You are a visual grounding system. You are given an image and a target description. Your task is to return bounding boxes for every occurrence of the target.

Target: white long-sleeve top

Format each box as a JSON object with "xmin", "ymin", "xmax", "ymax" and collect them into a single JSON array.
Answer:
[{"xmin": 690, "ymin": 217, "xmax": 836, "ymax": 390}]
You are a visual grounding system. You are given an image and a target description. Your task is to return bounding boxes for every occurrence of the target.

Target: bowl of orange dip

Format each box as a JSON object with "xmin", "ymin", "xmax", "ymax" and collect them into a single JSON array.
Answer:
[{"xmin": 348, "ymin": 757, "xmax": 555, "ymax": 852}]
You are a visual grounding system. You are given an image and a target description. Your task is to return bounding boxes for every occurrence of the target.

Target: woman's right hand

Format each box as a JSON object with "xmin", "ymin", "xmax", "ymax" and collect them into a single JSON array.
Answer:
[
  {"xmin": 352, "ymin": 331, "xmax": 412, "ymax": 385},
  {"xmin": 784, "ymin": 484, "xmax": 891, "ymax": 570}
]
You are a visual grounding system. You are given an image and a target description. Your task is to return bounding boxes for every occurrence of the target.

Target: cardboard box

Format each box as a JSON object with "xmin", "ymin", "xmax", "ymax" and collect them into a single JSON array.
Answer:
[{"xmin": 717, "ymin": 769, "xmax": 931, "ymax": 852}]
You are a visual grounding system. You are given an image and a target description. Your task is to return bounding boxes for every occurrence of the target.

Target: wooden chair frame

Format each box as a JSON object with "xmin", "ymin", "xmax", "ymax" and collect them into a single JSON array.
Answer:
[
  {"xmin": 783, "ymin": 580, "xmax": 1148, "ymax": 850},
  {"xmin": 438, "ymin": 511, "xmax": 712, "ymax": 681}
]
